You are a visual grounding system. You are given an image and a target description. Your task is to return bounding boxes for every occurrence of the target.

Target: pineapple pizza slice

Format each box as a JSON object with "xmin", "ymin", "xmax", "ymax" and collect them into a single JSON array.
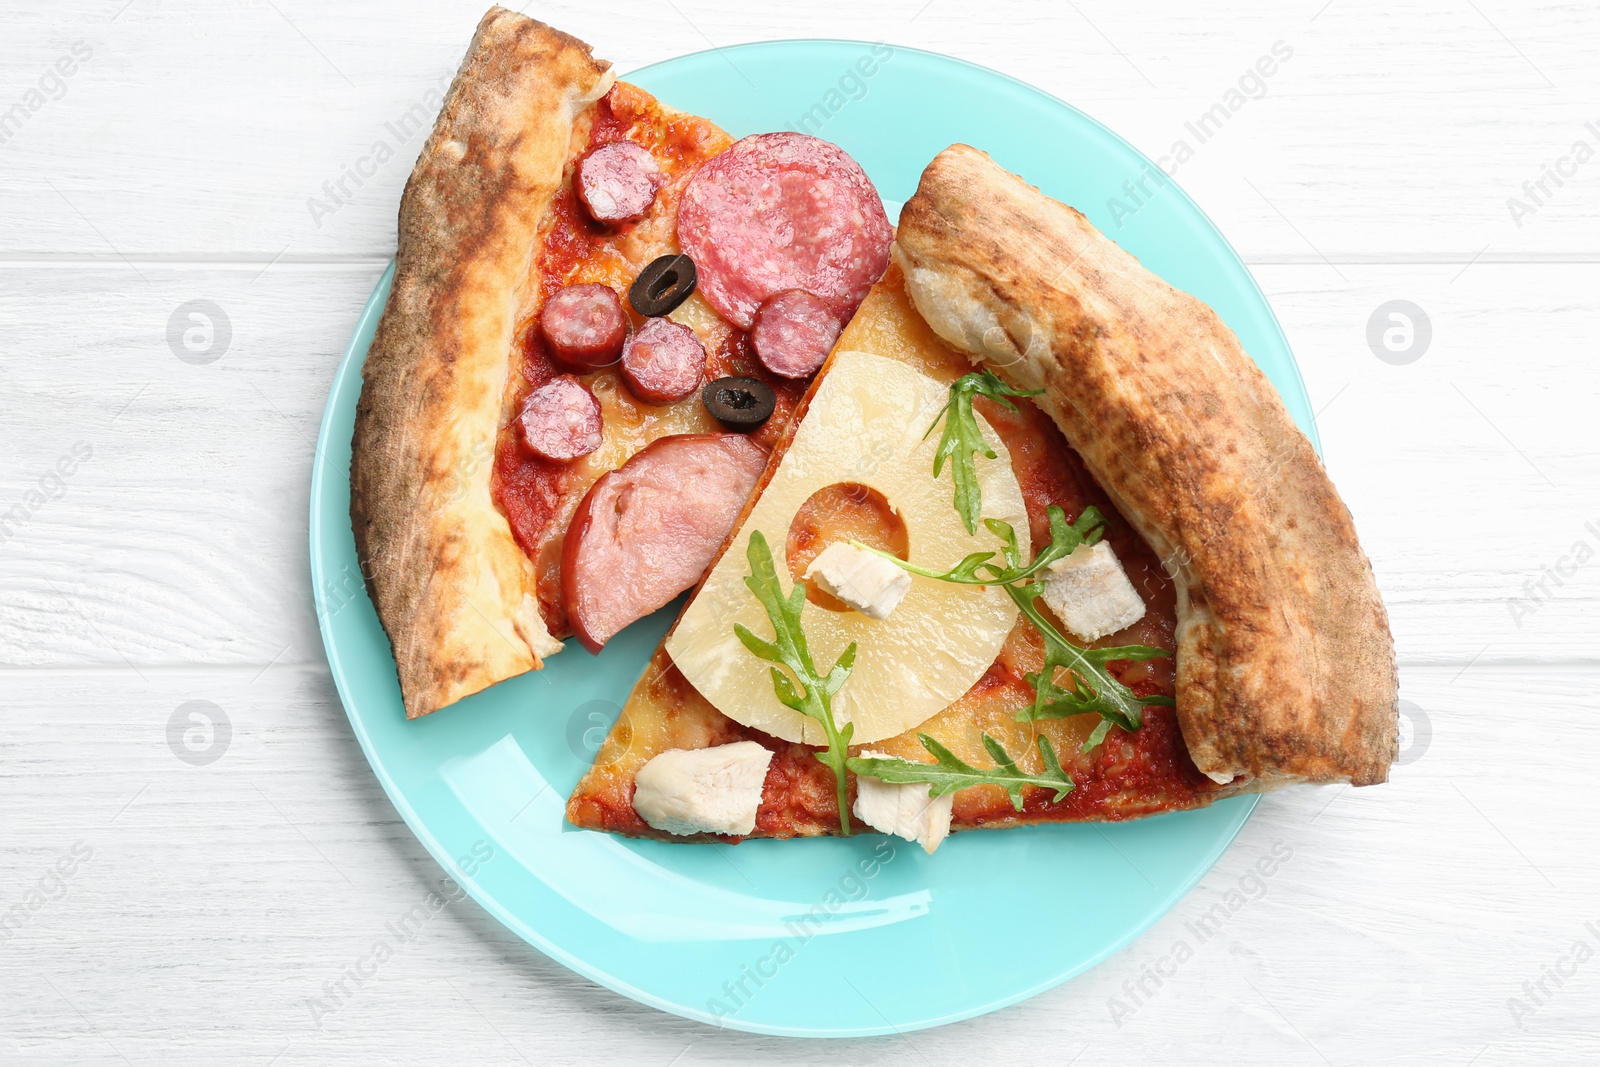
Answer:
[
  {"xmin": 568, "ymin": 148, "xmax": 1398, "ymax": 850},
  {"xmin": 566, "ymin": 264, "xmax": 1242, "ymax": 850}
]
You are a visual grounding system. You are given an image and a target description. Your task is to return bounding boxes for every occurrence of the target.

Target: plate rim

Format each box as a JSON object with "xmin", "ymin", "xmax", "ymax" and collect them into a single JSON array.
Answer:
[{"xmin": 309, "ymin": 37, "xmax": 1312, "ymax": 1038}]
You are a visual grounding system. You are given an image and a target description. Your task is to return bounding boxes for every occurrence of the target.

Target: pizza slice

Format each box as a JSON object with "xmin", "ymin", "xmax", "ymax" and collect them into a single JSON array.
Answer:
[
  {"xmin": 567, "ymin": 263, "xmax": 1242, "ymax": 844},
  {"xmin": 351, "ymin": 9, "xmax": 893, "ymax": 717},
  {"xmin": 566, "ymin": 152, "xmax": 1398, "ymax": 848}
]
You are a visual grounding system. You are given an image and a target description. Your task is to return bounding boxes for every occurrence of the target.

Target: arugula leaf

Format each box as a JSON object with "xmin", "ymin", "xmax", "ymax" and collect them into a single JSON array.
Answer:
[
  {"xmin": 847, "ymin": 733, "xmax": 1073, "ymax": 811},
  {"xmin": 855, "ymin": 505, "xmax": 1108, "ymax": 589},
  {"xmin": 1006, "ymin": 582, "xmax": 1174, "ymax": 731},
  {"xmin": 734, "ymin": 530, "xmax": 857, "ymax": 836},
  {"xmin": 927, "ymin": 371, "xmax": 1043, "ymax": 535},
  {"xmin": 959, "ymin": 506, "xmax": 1172, "ymax": 731},
  {"xmin": 919, "ymin": 373, "xmax": 1168, "ymax": 742},
  {"xmin": 850, "ymin": 505, "xmax": 1104, "ymax": 588},
  {"xmin": 855, "ymin": 496, "xmax": 1170, "ymax": 743},
  {"xmin": 1081, "ymin": 718, "xmax": 1114, "ymax": 754}
]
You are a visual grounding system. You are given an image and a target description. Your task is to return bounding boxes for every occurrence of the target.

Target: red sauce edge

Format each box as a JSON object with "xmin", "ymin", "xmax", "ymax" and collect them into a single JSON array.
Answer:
[{"xmin": 490, "ymin": 87, "xmax": 808, "ymax": 637}]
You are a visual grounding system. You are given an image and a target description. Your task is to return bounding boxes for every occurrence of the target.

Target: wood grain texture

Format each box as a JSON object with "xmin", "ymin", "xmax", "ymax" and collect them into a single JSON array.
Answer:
[
  {"xmin": 2, "ymin": 0, "xmax": 1598, "ymax": 1063},
  {"xmin": 2, "ymin": 666, "xmax": 1595, "ymax": 1064},
  {"xmin": 2, "ymin": 263, "xmax": 1591, "ymax": 668},
  {"xmin": 3, "ymin": 1, "xmax": 1599, "ymax": 259}
]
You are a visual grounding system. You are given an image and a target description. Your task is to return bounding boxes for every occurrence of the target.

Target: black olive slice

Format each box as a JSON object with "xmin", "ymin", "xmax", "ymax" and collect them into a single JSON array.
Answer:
[
  {"xmin": 629, "ymin": 254, "xmax": 698, "ymax": 317},
  {"xmin": 702, "ymin": 375, "xmax": 776, "ymax": 430}
]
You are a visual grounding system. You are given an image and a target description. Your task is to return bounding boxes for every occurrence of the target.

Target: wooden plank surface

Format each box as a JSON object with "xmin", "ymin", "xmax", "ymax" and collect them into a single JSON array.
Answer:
[
  {"xmin": 2, "ymin": 263, "xmax": 1589, "ymax": 667},
  {"xmin": 2, "ymin": 665, "xmax": 1594, "ymax": 1064},
  {"xmin": 4, "ymin": 1, "xmax": 1599, "ymax": 259},
  {"xmin": 3, "ymin": 0, "xmax": 1597, "ymax": 1063}
]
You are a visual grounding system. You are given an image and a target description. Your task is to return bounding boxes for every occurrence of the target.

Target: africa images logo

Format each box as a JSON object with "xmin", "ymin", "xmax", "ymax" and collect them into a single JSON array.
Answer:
[
  {"xmin": 0, "ymin": 40, "xmax": 93, "ymax": 148},
  {"xmin": 0, "ymin": 842, "xmax": 95, "ymax": 943},
  {"xmin": 167, "ymin": 700, "xmax": 231, "ymax": 766},
  {"xmin": 1107, "ymin": 840, "xmax": 1295, "ymax": 1027},
  {"xmin": 305, "ymin": 841, "xmax": 495, "ymax": 1030},
  {"xmin": 705, "ymin": 840, "xmax": 898, "ymax": 1022}
]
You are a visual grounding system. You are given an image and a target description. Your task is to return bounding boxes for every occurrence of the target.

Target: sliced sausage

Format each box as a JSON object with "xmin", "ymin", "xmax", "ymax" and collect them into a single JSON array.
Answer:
[
  {"xmin": 518, "ymin": 375, "xmax": 602, "ymax": 462},
  {"xmin": 563, "ymin": 433, "xmax": 767, "ymax": 652},
  {"xmin": 575, "ymin": 141, "xmax": 663, "ymax": 225},
  {"xmin": 540, "ymin": 283, "xmax": 627, "ymax": 368},
  {"xmin": 620, "ymin": 317, "xmax": 707, "ymax": 404},
  {"xmin": 750, "ymin": 289, "xmax": 841, "ymax": 379},
  {"xmin": 676, "ymin": 132, "xmax": 892, "ymax": 328}
]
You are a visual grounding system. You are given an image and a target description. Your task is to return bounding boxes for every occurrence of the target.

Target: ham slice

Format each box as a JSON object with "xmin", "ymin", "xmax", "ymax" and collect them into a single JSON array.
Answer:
[{"xmin": 562, "ymin": 433, "xmax": 767, "ymax": 652}]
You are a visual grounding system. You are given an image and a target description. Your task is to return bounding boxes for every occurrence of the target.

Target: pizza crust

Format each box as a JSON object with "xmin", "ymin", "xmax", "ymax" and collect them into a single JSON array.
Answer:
[
  {"xmin": 893, "ymin": 145, "xmax": 1398, "ymax": 788},
  {"xmin": 350, "ymin": 9, "xmax": 613, "ymax": 718},
  {"xmin": 567, "ymin": 265, "xmax": 1241, "ymax": 841}
]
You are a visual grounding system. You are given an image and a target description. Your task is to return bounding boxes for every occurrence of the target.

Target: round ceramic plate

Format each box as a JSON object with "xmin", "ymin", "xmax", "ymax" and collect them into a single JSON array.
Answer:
[{"xmin": 311, "ymin": 41, "xmax": 1315, "ymax": 1037}]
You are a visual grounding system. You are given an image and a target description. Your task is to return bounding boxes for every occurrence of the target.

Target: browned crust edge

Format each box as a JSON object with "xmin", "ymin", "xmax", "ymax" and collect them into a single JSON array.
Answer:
[
  {"xmin": 568, "ymin": 265, "xmax": 1248, "ymax": 841},
  {"xmin": 893, "ymin": 145, "xmax": 1398, "ymax": 787},
  {"xmin": 349, "ymin": 8, "xmax": 613, "ymax": 718}
]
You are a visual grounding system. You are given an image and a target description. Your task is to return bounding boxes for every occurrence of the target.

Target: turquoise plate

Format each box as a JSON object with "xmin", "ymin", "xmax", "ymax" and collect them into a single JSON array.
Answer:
[{"xmin": 311, "ymin": 41, "xmax": 1315, "ymax": 1037}]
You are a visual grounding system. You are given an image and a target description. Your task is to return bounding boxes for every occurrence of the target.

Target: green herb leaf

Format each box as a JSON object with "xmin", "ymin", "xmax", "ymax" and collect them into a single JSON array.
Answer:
[
  {"xmin": 855, "ymin": 497, "xmax": 1170, "ymax": 738},
  {"xmin": 1009, "ymin": 585, "xmax": 1174, "ymax": 730},
  {"xmin": 1080, "ymin": 718, "xmax": 1114, "ymax": 755},
  {"xmin": 850, "ymin": 505, "xmax": 1103, "ymax": 587},
  {"xmin": 734, "ymin": 530, "xmax": 857, "ymax": 836},
  {"xmin": 847, "ymin": 733, "xmax": 1073, "ymax": 811},
  {"xmin": 973, "ymin": 513, "xmax": 1173, "ymax": 730},
  {"xmin": 927, "ymin": 371, "xmax": 1043, "ymax": 535}
]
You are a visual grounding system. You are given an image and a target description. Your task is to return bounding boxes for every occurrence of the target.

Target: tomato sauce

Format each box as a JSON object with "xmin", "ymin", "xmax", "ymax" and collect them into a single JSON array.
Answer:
[
  {"xmin": 489, "ymin": 84, "xmax": 813, "ymax": 637},
  {"xmin": 566, "ymin": 264, "xmax": 1230, "ymax": 841}
]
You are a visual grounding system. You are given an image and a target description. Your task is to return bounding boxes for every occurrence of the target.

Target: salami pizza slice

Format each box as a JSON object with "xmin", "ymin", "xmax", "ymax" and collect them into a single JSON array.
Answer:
[{"xmin": 351, "ymin": 9, "xmax": 892, "ymax": 717}]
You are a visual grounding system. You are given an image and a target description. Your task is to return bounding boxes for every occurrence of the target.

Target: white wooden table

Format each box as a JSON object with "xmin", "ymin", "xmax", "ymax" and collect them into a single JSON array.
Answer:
[{"xmin": 4, "ymin": 1, "xmax": 1597, "ymax": 1063}]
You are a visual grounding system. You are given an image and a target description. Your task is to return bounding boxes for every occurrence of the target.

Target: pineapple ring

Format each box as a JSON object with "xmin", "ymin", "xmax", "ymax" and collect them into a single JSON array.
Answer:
[{"xmin": 665, "ymin": 349, "xmax": 1027, "ymax": 745}]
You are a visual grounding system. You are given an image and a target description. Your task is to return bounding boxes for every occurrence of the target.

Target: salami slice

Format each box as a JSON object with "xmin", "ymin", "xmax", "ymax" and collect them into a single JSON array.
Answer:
[
  {"xmin": 749, "ymin": 289, "xmax": 841, "ymax": 379},
  {"xmin": 676, "ymin": 132, "xmax": 892, "ymax": 329},
  {"xmin": 620, "ymin": 317, "xmax": 707, "ymax": 404},
  {"xmin": 540, "ymin": 283, "xmax": 627, "ymax": 368},
  {"xmin": 575, "ymin": 140, "xmax": 663, "ymax": 224},
  {"xmin": 517, "ymin": 375, "xmax": 602, "ymax": 462}
]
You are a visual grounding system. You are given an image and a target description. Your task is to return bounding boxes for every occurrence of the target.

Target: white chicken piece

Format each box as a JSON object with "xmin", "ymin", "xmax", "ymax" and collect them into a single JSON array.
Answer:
[
  {"xmin": 851, "ymin": 751, "xmax": 954, "ymax": 853},
  {"xmin": 631, "ymin": 742, "xmax": 773, "ymax": 837},
  {"xmin": 1039, "ymin": 540, "xmax": 1146, "ymax": 642},
  {"xmin": 803, "ymin": 542, "xmax": 912, "ymax": 620}
]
